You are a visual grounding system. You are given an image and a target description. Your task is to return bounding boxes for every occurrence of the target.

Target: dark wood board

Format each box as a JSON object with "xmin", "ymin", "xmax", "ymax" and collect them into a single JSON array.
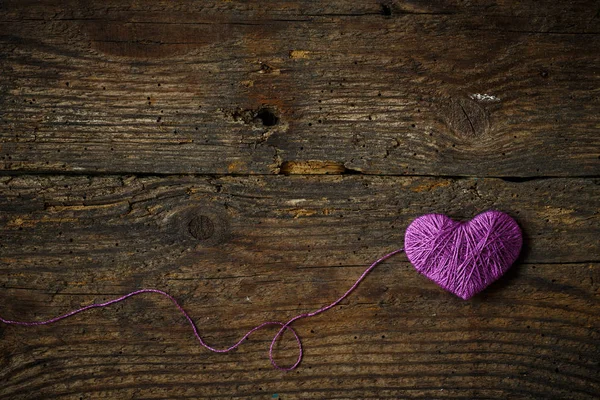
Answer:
[
  {"xmin": 0, "ymin": 175, "xmax": 599, "ymax": 399},
  {"xmin": 1, "ymin": 0, "xmax": 600, "ymax": 399},
  {"xmin": 1, "ymin": 0, "xmax": 599, "ymax": 176}
]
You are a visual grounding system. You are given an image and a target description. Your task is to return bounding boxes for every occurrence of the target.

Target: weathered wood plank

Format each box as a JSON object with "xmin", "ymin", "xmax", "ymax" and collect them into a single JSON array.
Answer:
[
  {"xmin": 0, "ymin": 175, "xmax": 599, "ymax": 398},
  {"xmin": 1, "ymin": 0, "xmax": 599, "ymax": 176},
  {"xmin": 0, "ymin": 175, "xmax": 598, "ymax": 269},
  {"xmin": 0, "ymin": 261, "xmax": 598, "ymax": 399}
]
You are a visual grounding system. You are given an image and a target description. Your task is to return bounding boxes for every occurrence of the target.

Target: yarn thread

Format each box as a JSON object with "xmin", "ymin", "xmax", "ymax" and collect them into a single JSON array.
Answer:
[
  {"xmin": 0, "ymin": 248, "xmax": 404, "ymax": 371},
  {"xmin": 404, "ymin": 210, "xmax": 522, "ymax": 300},
  {"xmin": 1, "ymin": 210, "xmax": 523, "ymax": 369}
]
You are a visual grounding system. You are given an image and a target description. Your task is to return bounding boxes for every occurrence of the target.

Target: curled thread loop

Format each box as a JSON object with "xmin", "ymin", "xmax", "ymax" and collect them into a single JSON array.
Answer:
[{"xmin": 1, "ymin": 249, "xmax": 404, "ymax": 370}]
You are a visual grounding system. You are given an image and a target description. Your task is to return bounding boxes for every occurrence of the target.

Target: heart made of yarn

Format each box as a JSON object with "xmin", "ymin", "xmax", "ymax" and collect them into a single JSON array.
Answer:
[{"xmin": 404, "ymin": 210, "xmax": 522, "ymax": 300}]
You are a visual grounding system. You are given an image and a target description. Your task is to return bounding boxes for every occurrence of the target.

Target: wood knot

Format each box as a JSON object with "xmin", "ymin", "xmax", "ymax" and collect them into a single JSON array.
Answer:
[
  {"xmin": 187, "ymin": 215, "xmax": 215, "ymax": 240},
  {"xmin": 441, "ymin": 97, "xmax": 490, "ymax": 138},
  {"xmin": 172, "ymin": 204, "xmax": 230, "ymax": 247}
]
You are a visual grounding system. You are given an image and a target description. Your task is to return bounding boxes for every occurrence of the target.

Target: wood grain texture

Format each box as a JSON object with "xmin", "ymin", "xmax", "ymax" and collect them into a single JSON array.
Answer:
[
  {"xmin": 1, "ymin": 0, "xmax": 599, "ymax": 176},
  {"xmin": 0, "ymin": 175, "xmax": 599, "ymax": 399},
  {"xmin": 1, "ymin": 0, "xmax": 600, "ymax": 399}
]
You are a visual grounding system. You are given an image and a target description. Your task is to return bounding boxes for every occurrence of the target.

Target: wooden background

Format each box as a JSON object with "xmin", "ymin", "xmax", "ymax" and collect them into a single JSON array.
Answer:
[{"xmin": 1, "ymin": 0, "xmax": 599, "ymax": 398}]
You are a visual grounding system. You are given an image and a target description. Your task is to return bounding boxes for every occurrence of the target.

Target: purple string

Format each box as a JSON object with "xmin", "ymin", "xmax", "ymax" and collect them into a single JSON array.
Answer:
[{"xmin": 0, "ymin": 248, "xmax": 404, "ymax": 370}]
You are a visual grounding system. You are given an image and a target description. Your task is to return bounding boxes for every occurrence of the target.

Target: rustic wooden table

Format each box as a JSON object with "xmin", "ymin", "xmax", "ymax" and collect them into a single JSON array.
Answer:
[{"xmin": 1, "ymin": 1, "xmax": 599, "ymax": 399}]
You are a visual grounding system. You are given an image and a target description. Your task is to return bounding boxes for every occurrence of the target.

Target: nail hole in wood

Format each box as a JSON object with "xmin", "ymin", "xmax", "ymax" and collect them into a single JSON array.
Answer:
[
  {"xmin": 381, "ymin": 4, "xmax": 392, "ymax": 16},
  {"xmin": 255, "ymin": 107, "xmax": 279, "ymax": 126}
]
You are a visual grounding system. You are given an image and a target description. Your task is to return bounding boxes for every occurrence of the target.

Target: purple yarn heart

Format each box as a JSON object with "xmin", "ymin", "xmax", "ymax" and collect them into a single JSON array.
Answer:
[{"xmin": 404, "ymin": 210, "xmax": 522, "ymax": 300}]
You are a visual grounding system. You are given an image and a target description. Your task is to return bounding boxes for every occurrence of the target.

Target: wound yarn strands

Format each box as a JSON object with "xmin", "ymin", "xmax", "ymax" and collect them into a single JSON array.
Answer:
[
  {"xmin": 404, "ymin": 210, "xmax": 522, "ymax": 300},
  {"xmin": 1, "ymin": 210, "xmax": 522, "ymax": 370}
]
